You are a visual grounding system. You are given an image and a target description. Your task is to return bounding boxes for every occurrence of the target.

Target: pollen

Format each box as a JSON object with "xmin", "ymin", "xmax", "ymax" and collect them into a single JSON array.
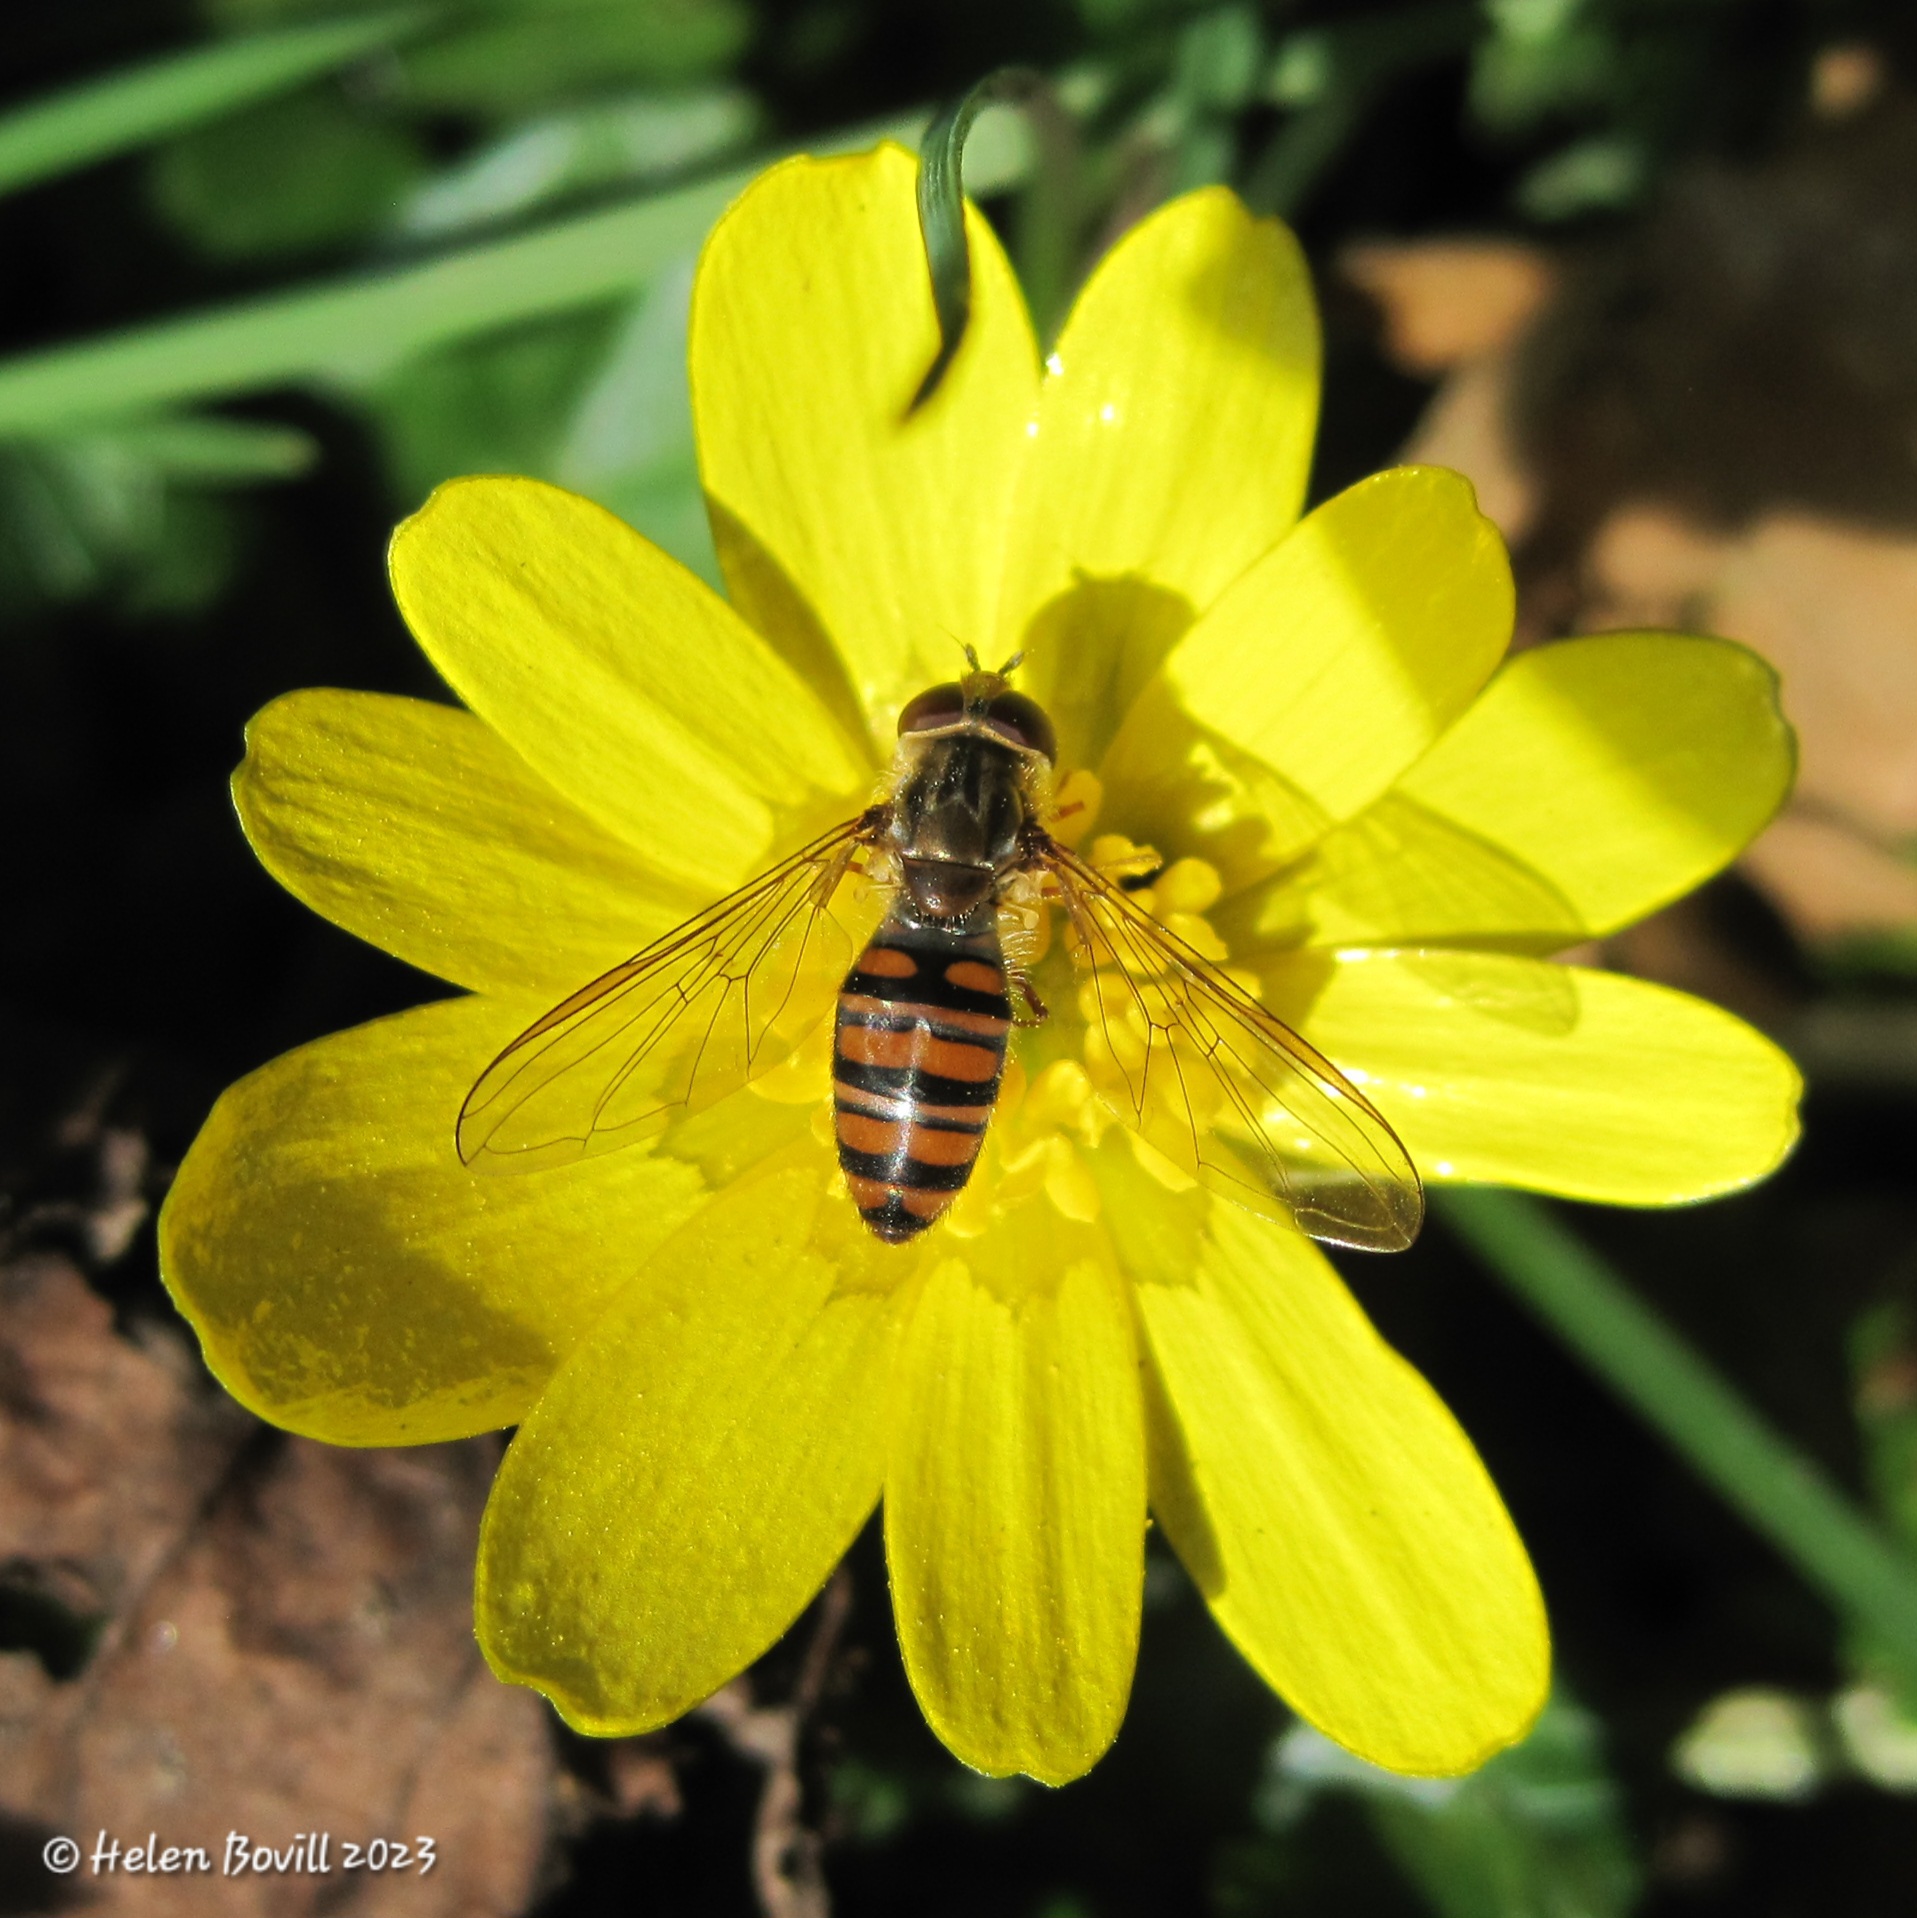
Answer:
[{"xmin": 963, "ymin": 1062, "xmax": 1114, "ymax": 1233}]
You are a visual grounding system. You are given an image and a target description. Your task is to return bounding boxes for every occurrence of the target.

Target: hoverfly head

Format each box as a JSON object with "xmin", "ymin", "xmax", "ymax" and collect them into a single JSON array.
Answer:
[{"xmin": 899, "ymin": 649, "xmax": 1055, "ymax": 763}]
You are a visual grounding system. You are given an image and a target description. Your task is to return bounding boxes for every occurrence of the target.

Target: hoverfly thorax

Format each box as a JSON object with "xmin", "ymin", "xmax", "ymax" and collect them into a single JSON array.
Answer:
[{"xmin": 887, "ymin": 666, "xmax": 1056, "ymax": 926}]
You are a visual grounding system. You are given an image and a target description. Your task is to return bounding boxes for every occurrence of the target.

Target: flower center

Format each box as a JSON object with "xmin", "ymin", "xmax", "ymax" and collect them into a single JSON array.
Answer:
[
  {"xmin": 940, "ymin": 774, "xmax": 1237, "ymax": 1238},
  {"xmin": 743, "ymin": 767, "xmax": 1241, "ymax": 1241}
]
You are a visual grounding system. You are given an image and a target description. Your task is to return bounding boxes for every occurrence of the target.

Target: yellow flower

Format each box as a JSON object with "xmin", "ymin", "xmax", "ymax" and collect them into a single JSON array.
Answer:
[{"xmin": 159, "ymin": 145, "xmax": 1800, "ymax": 1786}]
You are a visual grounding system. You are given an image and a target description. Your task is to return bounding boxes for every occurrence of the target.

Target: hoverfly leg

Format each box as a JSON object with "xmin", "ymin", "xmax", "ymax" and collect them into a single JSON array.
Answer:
[
  {"xmin": 810, "ymin": 806, "xmax": 886, "ymax": 907},
  {"xmin": 1011, "ymin": 969, "xmax": 1049, "ymax": 1026},
  {"xmin": 994, "ymin": 865, "xmax": 1050, "ymax": 1026}
]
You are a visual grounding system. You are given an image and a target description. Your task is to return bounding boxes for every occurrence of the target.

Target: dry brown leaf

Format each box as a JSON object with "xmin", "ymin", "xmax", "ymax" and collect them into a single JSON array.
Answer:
[
  {"xmin": 1736, "ymin": 814, "xmax": 1917, "ymax": 944},
  {"xmin": 1341, "ymin": 240, "xmax": 1557, "ymax": 375},
  {"xmin": 0, "ymin": 1254, "xmax": 556, "ymax": 1916},
  {"xmin": 1337, "ymin": 241, "xmax": 1557, "ymax": 550},
  {"xmin": 1399, "ymin": 355, "xmax": 1539, "ymax": 548},
  {"xmin": 1810, "ymin": 45, "xmax": 1888, "ymax": 120},
  {"xmin": 602, "ymin": 1736, "xmax": 684, "ymax": 1821}
]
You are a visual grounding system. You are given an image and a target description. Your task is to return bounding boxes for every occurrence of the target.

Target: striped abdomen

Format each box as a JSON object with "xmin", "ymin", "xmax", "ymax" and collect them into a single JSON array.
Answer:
[{"xmin": 833, "ymin": 913, "xmax": 1012, "ymax": 1243}]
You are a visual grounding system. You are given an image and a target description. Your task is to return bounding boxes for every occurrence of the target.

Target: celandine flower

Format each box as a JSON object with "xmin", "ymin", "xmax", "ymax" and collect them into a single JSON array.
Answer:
[{"xmin": 161, "ymin": 146, "xmax": 1800, "ymax": 1784}]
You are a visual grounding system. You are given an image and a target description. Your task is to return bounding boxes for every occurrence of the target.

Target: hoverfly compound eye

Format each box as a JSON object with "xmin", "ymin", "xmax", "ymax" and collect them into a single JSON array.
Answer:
[
  {"xmin": 896, "ymin": 682, "xmax": 967, "ymax": 737},
  {"xmin": 982, "ymin": 691, "xmax": 1057, "ymax": 762}
]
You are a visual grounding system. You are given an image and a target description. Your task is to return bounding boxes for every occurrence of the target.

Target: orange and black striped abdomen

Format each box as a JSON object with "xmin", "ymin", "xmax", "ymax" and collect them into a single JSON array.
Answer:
[{"xmin": 833, "ymin": 915, "xmax": 1012, "ymax": 1243}]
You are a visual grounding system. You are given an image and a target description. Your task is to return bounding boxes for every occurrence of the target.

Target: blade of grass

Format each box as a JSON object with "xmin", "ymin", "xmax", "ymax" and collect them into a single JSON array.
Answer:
[
  {"xmin": 0, "ymin": 114, "xmax": 928, "ymax": 434},
  {"xmin": 912, "ymin": 68, "xmax": 1043, "ymax": 410},
  {"xmin": 0, "ymin": 8, "xmax": 432, "ymax": 201},
  {"xmin": 1441, "ymin": 1187, "xmax": 1917, "ymax": 1690}
]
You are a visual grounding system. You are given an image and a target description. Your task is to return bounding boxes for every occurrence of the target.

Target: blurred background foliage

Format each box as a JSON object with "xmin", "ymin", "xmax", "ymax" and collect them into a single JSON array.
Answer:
[
  {"xmin": 12, "ymin": 0, "xmax": 1916, "ymax": 618},
  {"xmin": 11, "ymin": 2, "xmax": 1917, "ymax": 1915}
]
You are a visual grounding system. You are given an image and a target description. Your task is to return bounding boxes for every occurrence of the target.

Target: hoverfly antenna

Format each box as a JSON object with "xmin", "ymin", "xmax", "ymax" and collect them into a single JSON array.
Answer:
[
  {"xmin": 996, "ymin": 650, "xmax": 1025, "ymax": 677},
  {"xmin": 934, "ymin": 629, "xmax": 975, "ymax": 670}
]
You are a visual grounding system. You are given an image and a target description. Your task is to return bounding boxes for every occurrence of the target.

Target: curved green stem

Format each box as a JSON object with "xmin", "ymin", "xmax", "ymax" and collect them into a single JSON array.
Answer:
[
  {"xmin": 1440, "ymin": 1187, "xmax": 1917, "ymax": 1688},
  {"xmin": 911, "ymin": 68, "xmax": 1044, "ymax": 412}
]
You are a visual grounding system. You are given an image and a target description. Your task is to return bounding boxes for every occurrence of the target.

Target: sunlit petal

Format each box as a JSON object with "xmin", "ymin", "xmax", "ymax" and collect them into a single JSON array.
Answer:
[
  {"xmin": 886, "ymin": 1204, "xmax": 1145, "ymax": 1783},
  {"xmin": 1101, "ymin": 468, "xmax": 1512, "ymax": 883},
  {"xmin": 1273, "ymin": 948, "xmax": 1802, "ymax": 1203},
  {"xmin": 236, "ymin": 688, "xmax": 702, "ymax": 996},
  {"xmin": 389, "ymin": 474, "xmax": 870, "ymax": 892},
  {"xmin": 1003, "ymin": 189, "xmax": 1318, "ymax": 767},
  {"xmin": 1105, "ymin": 1169, "xmax": 1549, "ymax": 1775},
  {"xmin": 693, "ymin": 145, "xmax": 1039, "ymax": 742},
  {"xmin": 477, "ymin": 1140, "xmax": 909, "ymax": 1732},
  {"xmin": 1230, "ymin": 634, "xmax": 1795, "ymax": 951},
  {"xmin": 159, "ymin": 997, "xmax": 707, "ymax": 1444}
]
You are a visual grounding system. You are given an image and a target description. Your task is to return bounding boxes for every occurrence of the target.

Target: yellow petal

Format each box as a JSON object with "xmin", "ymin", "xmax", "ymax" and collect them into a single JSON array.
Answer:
[
  {"xmin": 1275, "ymin": 949, "xmax": 1801, "ymax": 1203},
  {"xmin": 158, "ymin": 996, "xmax": 707, "ymax": 1445},
  {"xmin": 236, "ymin": 688, "xmax": 703, "ymax": 997},
  {"xmin": 1224, "ymin": 790, "xmax": 1589, "ymax": 956},
  {"xmin": 886, "ymin": 1206, "xmax": 1145, "ymax": 1784},
  {"xmin": 692, "ymin": 145, "xmax": 1039, "ymax": 740},
  {"xmin": 1101, "ymin": 469, "xmax": 1513, "ymax": 882},
  {"xmin": 1003, "ymin": 189, "xmax": 1319, "ymax": 767},
  {"xmin": 1107, "ymin": 1170, "xmax": 1548, "ymax": 1775},
  {"xmin": 476, "ymin": 1140, "xmax": 909, "ymax": 1734},
  {"xmin": 1398, "ymin": 632, "xmax": 1792, "ymax": 936},
  {"xmin": 389, "ymin": 474, "xmax": 869, "ymax": 893},
  {"xmin": 1234, "ymin": 633, "xmax": 1795, "ymax": 950}
]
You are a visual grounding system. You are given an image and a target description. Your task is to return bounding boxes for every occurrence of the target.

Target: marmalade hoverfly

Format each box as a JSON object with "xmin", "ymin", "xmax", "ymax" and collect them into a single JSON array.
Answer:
[{"xmin": 457, "ymin": 658, "xmax": 1422, "ymax": 1251}]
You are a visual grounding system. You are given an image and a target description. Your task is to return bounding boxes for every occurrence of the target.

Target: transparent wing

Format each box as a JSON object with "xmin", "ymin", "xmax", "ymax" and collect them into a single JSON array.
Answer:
[
  {"xmin": 459, "ymin": 816, "xmax": 875, "ymax": 1171},
  {"xmin": 1043, "ymin": 840, "xmax": 1423, "ymax": 1251}
]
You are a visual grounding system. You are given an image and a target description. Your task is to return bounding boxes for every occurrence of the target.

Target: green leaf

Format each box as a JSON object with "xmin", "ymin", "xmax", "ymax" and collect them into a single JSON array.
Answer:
[
  {"xmin": 1242, "ymin": 4, "xmax": 1479, "ymax": 216},
  {"xmin": 361, "ymin": 257, "xmax": 716, "ymax": 579},
  {"xmin": 1242, "ymin": 93, "xmax": 1364, "ymax": 216},
  {"xmin": 149, "ymin": 88, "xmax": 426, "ymax": 260},
  {"xmin": 1443, "ymin": 1188, "xmax": 1917, "ymax": 1697},
  {"xmin": 1832, "ymin": 1682, "xmax": 1917, "ymax": 1790},
  {"xmin": 1845, "ymin": 1303, "xmax": 1917, "ymax": 1702},
  {"xmin": 1670, "ymin": 1688, "xmax": 1830, "ymax": 1802},
  {"xmin": 0, "ymin": 113, "xmax": 923, "ymax": 435},
  {"xmin": 1267, "ymin": 1694, "xmax": 1640, "ymax": 1918},
  {"xmin": 1852, "ymin": 1303, "xmax": 1917, "ymax": 1555},
  {"xmin": 553, "ymin": 260, "xmax": 717, "ymax": 581},
  {"xmin": 0, "ymin": 7, "xmax": 428, "ymax": 200},
  {"xmin": 397, "ymin": 87, "xmax": 759, "ymax": 240},
  {"xmin": 1471, "ymin": 26, "xmax": 1619, "ymax": 136},
  {"xmin": 1266, "ymin": 31, "xmax": 1334, "ymax": 109},
  {"xmin": 1173, "ymin": 5, "xmax": 1264, "ymax": 114},
  {"xmin": 205, "ymin": 0, "xmax": 393, "ymax": 22},
  {"xmin": 79, "ymin": 413, "xmax": 318, "ymax": 480},
  {"xmin": 1813, "ymin": 930, "xmax": 1917, "ymax": 983},
  {"xmin": 396, "ymin": 0, "xmax": 751, "ymax": 114},
  {"xmin": 0, "ymin": 436, "xmax": 246, "ymax": 616},
  {"xmin": 1516, "ymin": 137, "xmax": 1646, "ymax": 221},
  {"xmin": 362, "ymin": 305, "xmax": 620, "ymax": 508}
]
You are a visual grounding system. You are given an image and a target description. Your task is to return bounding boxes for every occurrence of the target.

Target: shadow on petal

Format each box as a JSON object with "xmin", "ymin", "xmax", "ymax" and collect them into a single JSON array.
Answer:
[
  {"xmin": 707, "ymin": 493, "xmax": 876, "ymax": 760},
  {"xmin": 1016, "ymin": 571, "xmax": 1194, "ymax": 774}
]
